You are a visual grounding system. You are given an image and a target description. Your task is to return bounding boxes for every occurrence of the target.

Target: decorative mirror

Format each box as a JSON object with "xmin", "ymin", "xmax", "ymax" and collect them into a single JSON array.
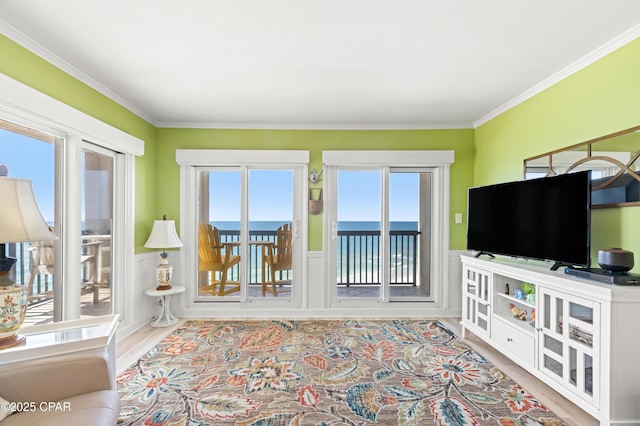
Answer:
[{"xmin": 524, "ymin": 125, "xmax": 640, "ymax": 208}]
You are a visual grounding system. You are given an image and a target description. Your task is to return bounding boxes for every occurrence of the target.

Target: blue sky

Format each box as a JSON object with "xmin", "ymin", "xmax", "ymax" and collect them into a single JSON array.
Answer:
[
  {"xmin": 338, "ymin": 170, "xmax": 419, "ymax": 222},
  {"xmin": 209, "ymin": 170, "xmax": 294, "ymax": 221},
  {"xmin": 210, "ymin": 169, "xmax": 420, "ymax": 222},
  {"xmin": 2, "ymin": 128, "xmax": 420, "ymax": 224},
  {"xmin": 0, "ymin": 129, "xmax": 55, "ymax": 222},
  {"xmin": 338, "ymin": 171, "xmax": 381, "ymax": 222},
  {"xmin": 390, "ymin": 172, "xmax": 419, "ymax": 222}
]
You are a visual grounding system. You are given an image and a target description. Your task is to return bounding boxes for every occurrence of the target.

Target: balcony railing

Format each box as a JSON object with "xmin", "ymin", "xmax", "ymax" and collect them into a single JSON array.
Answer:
[
  {"xmin": 6, "ymin": 239, "xmax": 107, "ymax": 304},
  {"xmin": 217, "ymin": 230, "xmax": 290, "ymax": 284},
  {"xmin": 7, "ymin": 229, "xmax": 420, "ymax": 301},
  {"xmin": 6, "ymin": 242, "xmax": 32, "ymax": 287},
  {"xmin": 219, "ymin": 229, "xmax": 419, "ymax": 287},
  {"xmin": 337, "ymin": 230, "xmax": 419, "ymax": 286}
]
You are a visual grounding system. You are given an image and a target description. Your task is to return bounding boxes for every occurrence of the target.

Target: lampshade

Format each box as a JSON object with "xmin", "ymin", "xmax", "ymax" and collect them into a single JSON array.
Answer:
[
  {"xmin": 144, "ymin": 219, "xmax": 183, "ymax": 249},
  {"xmin": 0, "ymin": 176, "xmax": 57, "ymax": 243},
  {"xmin": 0, "ymin": 173, "xmax": 57, "ymax": 349}
]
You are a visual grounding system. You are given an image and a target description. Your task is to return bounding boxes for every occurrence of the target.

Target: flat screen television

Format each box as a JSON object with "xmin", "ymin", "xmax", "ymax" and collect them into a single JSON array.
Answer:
[{"xmin": 467, "ymin": 171, "xmax": 591, "ymax": 270}]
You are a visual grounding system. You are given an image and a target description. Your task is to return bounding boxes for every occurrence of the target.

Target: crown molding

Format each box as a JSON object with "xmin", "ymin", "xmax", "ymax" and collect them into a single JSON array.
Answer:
[
  {"xmin": 3, "ymin": 16, "xmax": 638, "ymax": 132},
  {"xmin": 0, "ymin": 19, "xmax": 156, "ymax": 126},
  {"xmin": 474, "ymin": 23, "xmax": 640, "ymax": 128},
  {"xmin": 155, "ymin": 121, "xmax": 473, "ymax": 130}
]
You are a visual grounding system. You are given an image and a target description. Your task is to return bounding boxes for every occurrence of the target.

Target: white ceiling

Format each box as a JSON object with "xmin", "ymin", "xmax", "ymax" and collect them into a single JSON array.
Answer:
[{"xmin": 1, "ymin": 1, "xmax": 640, "ymax": 129}]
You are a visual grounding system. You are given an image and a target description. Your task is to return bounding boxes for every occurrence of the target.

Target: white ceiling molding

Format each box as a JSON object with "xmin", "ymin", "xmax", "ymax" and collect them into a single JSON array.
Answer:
[
  {"xmin": 0, "ymin": 18, "xmax": 156, "ymax": 126},
  {"xmin": 158, "ymin": 121, "xmax": 473, "ymax": 130},
  {"xmin": 474, "ymin": 22, "xmax": 640, "ymax": 128}
]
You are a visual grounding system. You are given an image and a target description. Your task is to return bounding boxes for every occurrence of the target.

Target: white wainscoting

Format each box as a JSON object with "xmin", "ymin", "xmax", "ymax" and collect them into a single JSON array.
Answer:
[
  {"xmin": 117, "ymin": 251, "xmax": 187, "ymax": 340},
  {"xmin": 447, "ymin": 250, "xmax": 466, "ymax": 314},
  {"xmin": 123, "ymin": 250, "xmax": 465, "ymax": 340}
]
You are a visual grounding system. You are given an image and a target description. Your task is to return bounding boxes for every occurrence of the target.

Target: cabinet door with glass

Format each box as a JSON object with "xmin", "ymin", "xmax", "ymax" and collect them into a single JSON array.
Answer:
[
  {"xmin": 537, "ymin": 286, "xmax": 600, "ymax": 407},
  {"xmin": 461, "ymin": 265, "xmax": 492, "ymax": 338}
]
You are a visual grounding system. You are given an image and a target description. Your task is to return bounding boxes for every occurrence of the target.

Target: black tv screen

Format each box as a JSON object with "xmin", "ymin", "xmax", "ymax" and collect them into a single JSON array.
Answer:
[{"xmin": 467, "ymin": 171, "xmax": 591, "ymax": 269}]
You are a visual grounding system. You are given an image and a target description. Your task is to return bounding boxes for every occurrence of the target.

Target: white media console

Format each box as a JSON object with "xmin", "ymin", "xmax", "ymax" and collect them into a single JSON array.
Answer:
[{"xmin": 460, "ymin": 254, "xmax": 640, "ymax": 425}]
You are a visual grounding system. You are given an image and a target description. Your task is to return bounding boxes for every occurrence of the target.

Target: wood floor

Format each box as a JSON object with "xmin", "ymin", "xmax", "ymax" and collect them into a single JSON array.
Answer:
[{"xmin": 116, "ymin": 317, "xmax": 597, "ymax": 426}]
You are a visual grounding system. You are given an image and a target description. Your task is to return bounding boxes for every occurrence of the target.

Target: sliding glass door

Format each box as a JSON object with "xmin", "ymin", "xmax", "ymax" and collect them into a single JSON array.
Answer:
[
  {"xmin": 196, "ymin": 167, "xmax": 296, "ymax": 302},
  {"xmin": 1, "ymin": 120, "xmax": 133, "ymax": 324},
  {"xmin": 248, "ymin": 169, "xmax": 294, "ymax": 299},
  {"xmin": 0, "ymin": 121, "xmax": 59, "ymax": 324},
  {"xmin": 80, "ymin": 145, "xmax": 115, "ymax": 316},
  {"xmin": 197, "ymin": 169, "xmax": 243, "ymax": 299},
  {"xmin": 389, "ymin": 170, "xmax": 431, "ymax": 299},
  {"xmin": 331, "ymin": 167, "xmax": 432, "ymax": 304},
  {"xmin": 336, "ymin": 170, "xmax": 382, "ymax": 299}
]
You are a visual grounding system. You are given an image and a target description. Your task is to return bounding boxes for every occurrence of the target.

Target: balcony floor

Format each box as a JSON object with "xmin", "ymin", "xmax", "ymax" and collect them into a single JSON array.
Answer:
[
  {"xmin": 338, "ymin": 284, "xmax": 430, "ymax": 298},
  {"xmin": 23, "ymin": 286, "xmax": 112, "ymax": 327},
  {"xmin": 196, "ymin": 283, "xmax": 429, "ymax": 299}
]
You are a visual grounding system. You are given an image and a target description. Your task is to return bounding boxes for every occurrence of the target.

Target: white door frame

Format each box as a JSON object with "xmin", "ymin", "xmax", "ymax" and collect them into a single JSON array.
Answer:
[
  {"xmin": 322, "ymin": 150, "xmax": 454, "ymax": 309},
  {"xmin": 177, "ymin": 149, "xmax": 309, "ymax": 312}
]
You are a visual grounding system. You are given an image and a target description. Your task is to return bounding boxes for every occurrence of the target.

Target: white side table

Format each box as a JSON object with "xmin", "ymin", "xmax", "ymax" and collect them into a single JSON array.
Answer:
[{"xmin": 144, "ymin": 285, "xmax": 185, "ymax": 328}]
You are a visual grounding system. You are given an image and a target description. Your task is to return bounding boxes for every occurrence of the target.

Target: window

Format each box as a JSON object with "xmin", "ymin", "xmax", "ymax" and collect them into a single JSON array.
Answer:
[{"xmin": 0, "ymin": 73, "xmax": 142, "ymax": 327}]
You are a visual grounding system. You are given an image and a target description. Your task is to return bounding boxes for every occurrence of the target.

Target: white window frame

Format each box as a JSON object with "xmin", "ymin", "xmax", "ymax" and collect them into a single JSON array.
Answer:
[
  {"xmin": 322, "ymin": 150, "xmax": 454, "ymax": 309},
  {"xmin": 177, "ymin": 149, "xmax": 309, "ymax": 312},
  {"xmin": 0, "ymin": 73, "xmax": 142, "ymax": 327}
]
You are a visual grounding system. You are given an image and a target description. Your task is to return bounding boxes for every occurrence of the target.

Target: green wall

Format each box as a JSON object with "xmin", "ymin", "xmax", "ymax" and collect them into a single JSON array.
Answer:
[
  {"xmin": 155, "ymin": 128, "xmax": 475, "ymax": 251},
  {"xmin": 475, "ymin": 37, "xmax": 640, "ymax": 272},
  {"xmin": 0, "ymin": 35, "xmax": 158, "ymax": 252}
]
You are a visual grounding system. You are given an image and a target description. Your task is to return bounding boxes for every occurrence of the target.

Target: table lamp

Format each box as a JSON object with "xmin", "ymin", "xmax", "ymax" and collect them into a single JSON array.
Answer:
[
  {"xmin": 0, "ymin": 165, "xmax": 58, "ymax": 349},
  {"xmin": 144, "ymin": 215, "xmax": 183, "ymax": 290}
]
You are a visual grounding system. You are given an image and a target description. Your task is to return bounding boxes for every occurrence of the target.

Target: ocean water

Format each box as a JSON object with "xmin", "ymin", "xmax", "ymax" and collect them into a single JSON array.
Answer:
[
  {"xmin": 336, "ymin": 222, "xmax": 419, "ymax": 285},
  {"xmin": 14, "ymin": 221, "xmax": 419, "ymax": 288},
  {"xmin": 339, "ymin": 221, "xmax": 418, "ymax": 231},
  {"xmin": 212, "ymin": 221, "xmax": 290, "ymax": 231},
  {"xmin": 211, "ymin": 221, "xmax": 418, "ymax": 231},
  {"xmin": 210, "ymin": 221, "xmax": 418, "ymax": 285}
]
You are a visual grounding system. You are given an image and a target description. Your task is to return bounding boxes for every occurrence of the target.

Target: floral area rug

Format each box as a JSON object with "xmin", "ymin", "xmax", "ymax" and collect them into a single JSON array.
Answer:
[{"xmin": 117, "ymin": 319, "xmax": 567, "ymax": 425}]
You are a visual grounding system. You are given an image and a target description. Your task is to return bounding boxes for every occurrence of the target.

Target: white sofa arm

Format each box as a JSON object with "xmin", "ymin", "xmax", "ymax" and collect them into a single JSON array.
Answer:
[{"xmin": 0, "ymin": 353, "xmax": 113, "ymax": 404}]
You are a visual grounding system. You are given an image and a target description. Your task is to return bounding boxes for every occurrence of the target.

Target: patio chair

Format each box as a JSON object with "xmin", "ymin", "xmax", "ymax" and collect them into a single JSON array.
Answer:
[
  {"xmin": 198, "ymin": 223, "xmax": 241, "ymax": 296},
  {"xmin": 99, "ymin": 243, "xmax": 111, "ymax": 287},
  {"xmin": 26, "ymin": 232, "xmax": 101, "ymax": 304},
  {"xmin": 80, "ymin": 240, "xmax": 102, "ymax": 304},
  {"xmin": 262, "ymin": 223, "xmax": 293, "ymax": 297},
  {"xmin": 26, "ymin": 238, "xmax": 55, "ymax": 302}
]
